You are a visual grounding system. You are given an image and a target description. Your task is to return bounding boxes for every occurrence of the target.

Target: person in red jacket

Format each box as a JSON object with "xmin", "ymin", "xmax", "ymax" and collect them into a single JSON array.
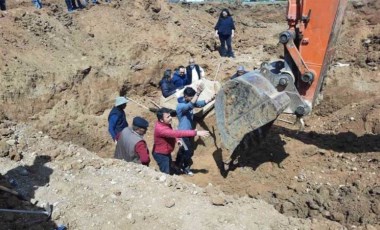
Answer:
[{"xmin": 153, "ymin": 107, "xmax": 209, "ymax": 174}]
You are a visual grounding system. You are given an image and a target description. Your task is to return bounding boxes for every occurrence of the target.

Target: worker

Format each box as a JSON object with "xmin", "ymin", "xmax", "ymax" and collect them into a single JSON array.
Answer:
[
  {"xmin": 153, "ymin": 107, "xmax": 209, "ymax": 174},
  {"xmin": 114, "ymin": 116, "xmax": 150, "ymax": 166},
  {"xmin": 0, "ymin": 0, "xmax": 6, "ymax": 11},
  {"xmin": 176, "ymin": 87, "xmax": 215, "ymax": 176},
  {"xmin": 214, "ymin": 8, "xmax": 236, "ymax": 58},
  {"xmin": 159, "ymin": 69, "xmax": 178, "ymax": 98},
  {"xmin": 172, "ymin": 66, "xmax": 190, "ymax": 89},
  {"xmin": 230, "ymin": 66, "xmax": 248, "ymax": 80},
  {"xmin": 186, "ymin": 58, "xmax": 205, "ymax": 83},
  {"xmin": 108, "ymin": 96, "xmax": 129, "ymax": 142}
]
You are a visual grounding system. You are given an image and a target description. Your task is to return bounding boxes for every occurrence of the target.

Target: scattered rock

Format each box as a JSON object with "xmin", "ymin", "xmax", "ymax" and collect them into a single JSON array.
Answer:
[
  {"xmin": 6, "ymin": 139, "xmax": 17, "ymax": 146},
  {"xmin": 211, "ymin": 195, "xmax": 225, "ymax": 206},
  {"xmin": 164, "ymin": 199, "xmax": 175, "ymax": 208},
  {"xmin": 0, "ymin": 128, "xmax": 14, "ymax": 136},
  {"xmin": 0, "ymin": 140, "xmax": 10, "ymax": 157}
]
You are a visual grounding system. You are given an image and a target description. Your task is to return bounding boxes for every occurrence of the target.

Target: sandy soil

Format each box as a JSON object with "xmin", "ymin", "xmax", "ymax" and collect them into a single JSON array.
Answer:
[{"xmin": 0, "ymin": 0, "xmax": 379, "ymax": 229}]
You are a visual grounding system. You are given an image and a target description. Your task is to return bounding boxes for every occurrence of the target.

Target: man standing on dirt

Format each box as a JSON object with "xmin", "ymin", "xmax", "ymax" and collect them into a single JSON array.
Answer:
[
  {"xmin": 172, "ymin": 66, "xmax": 190, "ymax": 89},
  {"xmin": 186, "ymin": 58, "xmax": 205, "ymax": 83},
  {"xmin": 108, "ymin": 96, "xmax": 129, "ymax": 143},
  {"xmin": 153, "ymin": 107, "xmax": 209, "ymax": 174},
  {"xmin": 114, "ymin": 117, "xmax": 150, "ymax": 166},
  {"xmin": 175, "ymin": 87, "xmax": 215, "ymax": 176},
  {"xmin": 214, "ymin": 8, "xmax": 236, "ymax": 58},
  {"xmin": 230, "ymin": 66, "xmax": 248, "ymax": 80}
]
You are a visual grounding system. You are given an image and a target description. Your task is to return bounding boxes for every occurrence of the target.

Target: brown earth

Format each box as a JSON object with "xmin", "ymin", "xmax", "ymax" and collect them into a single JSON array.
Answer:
[{"xmin": 0, "ymin": 0, "xmax": 379, "ymax": 229}]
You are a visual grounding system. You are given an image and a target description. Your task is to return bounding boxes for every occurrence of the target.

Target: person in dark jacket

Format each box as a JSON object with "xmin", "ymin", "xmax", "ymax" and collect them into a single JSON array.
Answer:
[
  {"xmin": 172, "ymin": 66, "xmax": 190, "ymax": 89},
  {"xmin": 114, "ymin": 116, "xmax": 150, "ymax": 166},
  {"xmin": 0, "ymin": 0, "xmax": 6, "ymax": 11},
  {"xmin": 230, "ymin": 66, "xmax": 248, "ymax": 80},
  {"xmin": 159, "ymin": 69, "xmax": 178, "ymax": 98},
  {"xmin": 108, "ymin": 97, "xmax": 129, "ymax": 142},
  {"xmin": 186, "ymin": 58, "xmax": 205, "ymax": 83},
  {"xmin": 214, "ymin": 9, "xmax": 236, "ymax": 58}
]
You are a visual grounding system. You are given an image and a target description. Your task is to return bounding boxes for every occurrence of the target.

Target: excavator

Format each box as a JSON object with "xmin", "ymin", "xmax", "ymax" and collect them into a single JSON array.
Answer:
[{"xmin": 215, "ymin": 0, "xmax": 348, "ymax": 154}]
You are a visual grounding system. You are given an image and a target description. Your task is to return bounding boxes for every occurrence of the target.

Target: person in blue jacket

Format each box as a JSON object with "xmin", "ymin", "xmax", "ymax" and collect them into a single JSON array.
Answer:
[
  {"xmin": 175, "ymin": 87, "xmax": 215, "ymax": 175},
  {"xmin": 214, "ymin": 9, "xmax": 236, "ymax": 58},
  {"xmin": 172, "ymin": 66, "xmax": 190, "ymax": 89},
  {"xmin": 108, "ymin": 97, "xmax": 129, "ymax": 142}
]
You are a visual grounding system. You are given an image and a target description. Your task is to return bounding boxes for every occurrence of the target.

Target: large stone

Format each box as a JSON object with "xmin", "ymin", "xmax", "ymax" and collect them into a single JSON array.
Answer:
[
  {"xmin": 211, "ymin": 195, "xmax": 225, "ymax": 206},
  {"xmin": 0, "ymin": 140, "xmax": 10, "ymax": 157}
]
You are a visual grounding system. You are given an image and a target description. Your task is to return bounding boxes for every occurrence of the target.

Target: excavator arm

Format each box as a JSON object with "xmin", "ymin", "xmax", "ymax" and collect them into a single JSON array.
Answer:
[{"xmin": 215, "ymin": 0, "xmax": 348, "ymax": 152}]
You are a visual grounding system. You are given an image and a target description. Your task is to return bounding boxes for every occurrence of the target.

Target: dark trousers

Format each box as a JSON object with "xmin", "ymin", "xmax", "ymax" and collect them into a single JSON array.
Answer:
[
  {"xmin": 71, "ymin": 0, "xmax": 84, "ymax": 9},
  {"xmin": 175, "ymin": 137, "xmax": 194, "ymax": 170},
  {"xmin": 0, "ymin": 0, "xmax": 6, "ymax": 11},
  {"xmin": 153, "ymin": 152, "xmax": 171, "ymax": 174},
  {"xmin": 219, "ymin": 34, "xmax": 234, "ymax": 58}
]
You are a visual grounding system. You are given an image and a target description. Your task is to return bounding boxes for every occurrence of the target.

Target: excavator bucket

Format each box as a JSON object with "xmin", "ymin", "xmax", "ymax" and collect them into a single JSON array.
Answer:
[{"xmin": 215, "ymin": 71, "xmax": 291, "ymax": 152}]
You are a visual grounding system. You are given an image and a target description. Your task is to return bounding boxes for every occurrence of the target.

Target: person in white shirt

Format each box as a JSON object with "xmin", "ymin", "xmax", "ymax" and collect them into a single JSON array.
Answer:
[{"xmin": 186, "ymin": 58, "xmax": 205, "ymax": 83}]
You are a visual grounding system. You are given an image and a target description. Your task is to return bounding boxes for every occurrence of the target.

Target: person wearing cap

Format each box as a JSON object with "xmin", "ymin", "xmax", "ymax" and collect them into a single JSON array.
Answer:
[
  {"xmin": 153, "ymin": 107, "xmax": 209, "ymax": 174},
  {"xmin": 186, "ymin": 58, "xmax": 205, "ymax": 83},
  {"xmin": 175, "ymin": 87, "xmax": 215, "ymax": 176},
  {"xmin": 114, "ymin": 116, "xmax": 150, "ymax": 166},
  {"xmin": 230, "ymin": 66, "xmax": 248, "ymax": 80},
  {"xmin": 108, "ymin": 97, "xmax": 129, "ymax": 142}
]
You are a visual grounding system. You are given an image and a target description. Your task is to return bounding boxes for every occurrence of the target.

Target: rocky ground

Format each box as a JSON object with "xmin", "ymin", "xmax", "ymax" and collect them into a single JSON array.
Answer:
[{"xmin": 0, "ymin": 0, "xmax": 379, "ymax": 229}]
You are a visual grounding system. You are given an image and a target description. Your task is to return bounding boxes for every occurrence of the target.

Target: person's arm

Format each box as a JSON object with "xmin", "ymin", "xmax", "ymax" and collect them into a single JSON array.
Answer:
[
  {"xmin": 177, "ymin": 101, "xmax": 195, "ymax": 113},
  {"xmin": 135, "ymin": 141, "xmax": 150, "ymax": 166},
  {"xmin": 231, "ymin": 17, "xmax": 236, "ymax": 37},
  {"xmin": 199, "ymin": 66, "xmax": 205, "ymax": 78},
  {"xmin": 214, "ymin": 19, "xmax": 220, "ymax": 37},
  {"xmin": 158, "ymin": 125, "xmax": 197, "ymax": 138},
  {"xmin": 108, "ymin": 114, "xmax": 118, "ymax": 140}
]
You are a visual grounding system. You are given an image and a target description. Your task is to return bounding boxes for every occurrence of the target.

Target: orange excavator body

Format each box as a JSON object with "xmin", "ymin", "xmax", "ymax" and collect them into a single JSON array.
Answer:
[{"xmin": 215, "ymin": 0, "xmax": 348, "ymax": 152}]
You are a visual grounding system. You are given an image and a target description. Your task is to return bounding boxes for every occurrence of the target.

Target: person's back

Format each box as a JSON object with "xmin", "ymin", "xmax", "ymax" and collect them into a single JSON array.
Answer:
[
  {"xmin": 114, "ymin": 127, "xmax": 143, "ymax": 163},
  {"xmin": 114, "ymin": 117, "xmax": 150, "ymax": 166}
]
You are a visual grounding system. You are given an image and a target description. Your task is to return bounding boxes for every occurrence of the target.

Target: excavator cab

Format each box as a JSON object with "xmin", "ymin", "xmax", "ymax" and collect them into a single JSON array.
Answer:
[{"xmin": 215, "ymin": 0, "xmax": 348, "ymax": 153}]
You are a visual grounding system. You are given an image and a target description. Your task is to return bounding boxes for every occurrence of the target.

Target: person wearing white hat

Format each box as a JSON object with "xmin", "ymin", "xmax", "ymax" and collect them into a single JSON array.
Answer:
[{"xmin": 108, "ymin": 96, "xmax": 129, "ymax": 142}]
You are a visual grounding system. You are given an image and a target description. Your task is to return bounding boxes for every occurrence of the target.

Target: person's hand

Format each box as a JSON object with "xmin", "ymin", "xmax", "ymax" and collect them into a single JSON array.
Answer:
[
  {"xmin": 177, "ymin": 140, "xmax": 182, "ymax": 147},
  {"xmin": 196, "ymin": 130, "xmax": 210, "ymax": 138},
  {"xmin": 196, "ymin": 85, "xmax": 204, "ymax": 95},
  {"xmin": 114, "ymin": 140, "xmax": 118, "ymax": 145},
  {"xmin": 206, "ymin": 95, "xmax": 216, "ymax": 104},
  {"xmin": 215, "ymin": 32, "xmax": 219, "ymax": 38},
  {"xmin": 231, "ymin": 33, "xmax": 234, "ymax": 38}
]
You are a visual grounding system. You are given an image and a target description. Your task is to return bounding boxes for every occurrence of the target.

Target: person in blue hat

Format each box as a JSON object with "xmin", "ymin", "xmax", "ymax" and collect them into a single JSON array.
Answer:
[
  {"xmin": 114, "ymin": 116, "xmax": 150, "ymax": 166},
  {"xmin": 108, "ymin": 97, "xmax": 129, "ymax": 142}
]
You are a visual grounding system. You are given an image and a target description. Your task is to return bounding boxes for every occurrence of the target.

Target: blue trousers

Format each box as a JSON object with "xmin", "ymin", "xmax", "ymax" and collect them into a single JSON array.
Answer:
[
  {"xmin": 32, "ymin": 0, "xmax": 42, "ymax": 9},
  {"xmin": 153, "ymin": 152, "xmax": 171, "ymax": 174},
  {"xmin": 219, "ymin": 34, "xmax": 234, "ymax": 58},
  {"xmin": 0, "ymin": 0, "xmax": 6, "ymax": 11}
]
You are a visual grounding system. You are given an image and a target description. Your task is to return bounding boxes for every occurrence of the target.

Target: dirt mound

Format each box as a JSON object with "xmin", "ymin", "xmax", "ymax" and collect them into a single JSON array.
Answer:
[
  {"xmin": 1, "ymin": 120, "xmax": 333, "ymax": 229},
  {"xmin": 0, "ymin": 0, "xmax": 379, "ymax": 228}
]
